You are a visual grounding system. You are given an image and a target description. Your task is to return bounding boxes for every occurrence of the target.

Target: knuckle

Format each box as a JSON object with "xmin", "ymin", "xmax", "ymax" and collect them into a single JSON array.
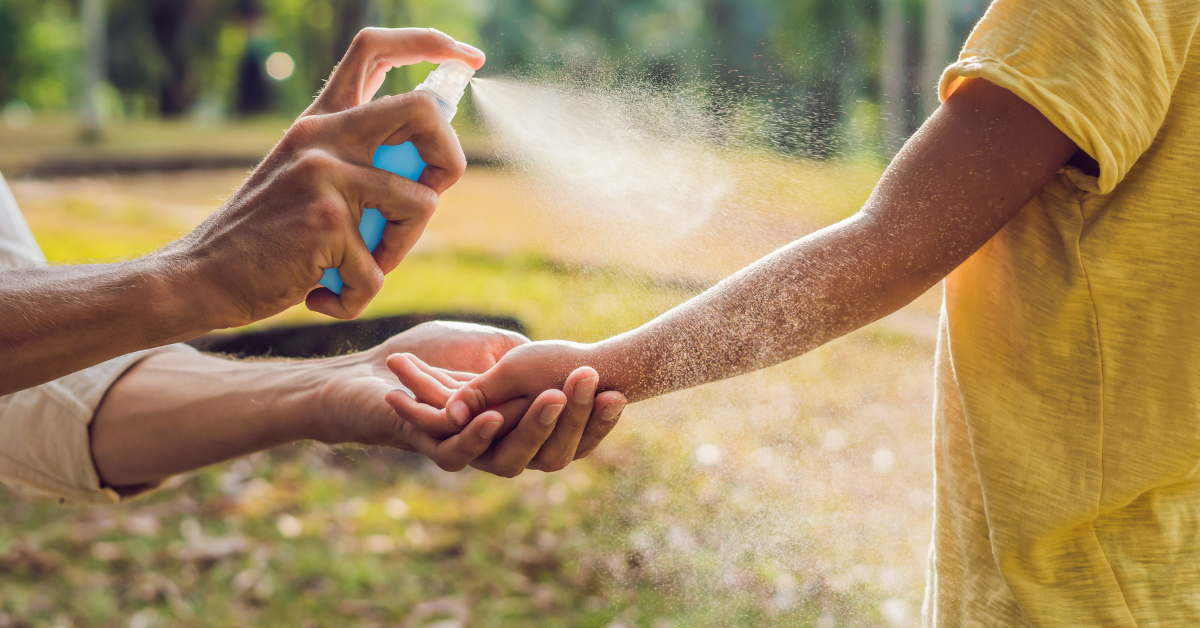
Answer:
[
  {"xmin": 497, "ymin": 466, "xmax": 523, "ymax": 479},
  {"xmin": 306, "ymin": 198, "xmax": 345, "ymax": 233},
  {"xmin": 350, "ymin": 28, "xmax": 381, "ymax": 52},
  {"xmin": 543, "ymin": 456, "xmax": 569, "ymax": 472},
  {"xmin": 406, "ymin": 89, "xmax": 440, "ymax": 117},
  {"xmin": 412, "ymin": 185, "xmax": 438, "ymax": 218},
  {"xmin": 420, "ymin": 27, "xmax": 452, "ymax": 45},
  {"xmin": 447, "ymin": 148, "xmax": 468, "ymax": 180},
  {"xmin": 366, "ymin": 266, "xmax": 386, "ymax": 294},
  {"xmin": 436, "ymin": 457, "xmax": 466, "ymax": 473},
  {"xmin": 284, "ymin": 115, "xmax": 326, "ymax": 148},
  {"xmin": 333, "ymin": 306, "xmax": 359, "ymax": 321},
  {"xmin": 294, "ymin": 149, "xmax": 339, "ymax": 178},
  {"xmin": 343, "ymin": 302, "xmax": 367, "ymax": 321}
]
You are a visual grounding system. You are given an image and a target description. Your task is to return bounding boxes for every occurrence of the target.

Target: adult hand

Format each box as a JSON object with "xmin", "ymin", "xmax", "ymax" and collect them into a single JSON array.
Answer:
[
  {"xmin": 168, "ymin": 28, "xmax": 485, "ymax": 328},
  {"xmin": 311, "ymin": 321, "xmax": 523, "ymax": 450},
  {"xmin": 91, "ymin": 320, "xmax": 523, "ymax": 489},
  {"xmin": 385, "ymin": 346, "xmax": 626, "ymax": 476},
  {"xmin": 0, "ymin": 28, "xmax": 485, "ymax": 396}
]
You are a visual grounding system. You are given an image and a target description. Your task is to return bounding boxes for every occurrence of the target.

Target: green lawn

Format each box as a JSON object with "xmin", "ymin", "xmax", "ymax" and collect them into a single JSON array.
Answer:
[{"xmin": 1, "ymin": 168, "xmax": 934, "ymax": 628}]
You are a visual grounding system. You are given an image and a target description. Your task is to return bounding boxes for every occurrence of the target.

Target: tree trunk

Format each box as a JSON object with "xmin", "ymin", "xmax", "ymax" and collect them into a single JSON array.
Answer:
[
  {"xmin": 81, "ymin": 0, "xmax": 106, "ymax": 139},
  {"xmin": 881, "ymin": 0, "xmax": 906, "ymax": 155},
  {"xmin": 921, "ymin": 0, "xmax": 950, "ymax": 119}
]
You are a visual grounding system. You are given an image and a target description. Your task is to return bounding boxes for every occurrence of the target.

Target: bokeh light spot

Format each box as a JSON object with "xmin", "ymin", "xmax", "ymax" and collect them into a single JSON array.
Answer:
[
  {"xmin": 266, "ymin": 52, "xmax": 295, "ymax": 81},
  {"xmin": 3, "ymin": 101, "xmax": 32, "ymax": 129}
]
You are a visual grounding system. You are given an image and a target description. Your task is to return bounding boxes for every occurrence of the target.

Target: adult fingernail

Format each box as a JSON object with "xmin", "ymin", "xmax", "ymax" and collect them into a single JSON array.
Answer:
[
  {"xmin": 457, "ymin": 42, "xmax": 483, "ymax": 56},
  {"xmin": 601, "ymin": 403, "xmax": 625, "ymax": 422},
  {"xmin": 480, "ymin": 421, "xmax": 500, "ymax": 440},
  {"xmin": 541, "ymin": 404, "xmax": 565, "ymax": 426},
  {"xmin": 573, "ymin": 376, "xmax": 599, "ymax": 405},
  {"xmin": 450, "ymin": 400, "xmax": 470, "ymax": 425},
  {"xmin": 392, "ymin": 387, "xmax": 415, "ymax": 399}
]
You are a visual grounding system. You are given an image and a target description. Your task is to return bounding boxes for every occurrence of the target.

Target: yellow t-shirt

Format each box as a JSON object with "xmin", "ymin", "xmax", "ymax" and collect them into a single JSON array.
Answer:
[{"xmin": 931, "ymin": 0, "xmax": 1200, "ymax": 625}]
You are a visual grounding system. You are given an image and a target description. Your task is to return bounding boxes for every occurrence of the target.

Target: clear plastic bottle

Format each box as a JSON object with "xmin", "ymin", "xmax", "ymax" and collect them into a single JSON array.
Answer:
[{"xmin": 319, "ymin": 59, "xmax": 475, "ymax": 294}]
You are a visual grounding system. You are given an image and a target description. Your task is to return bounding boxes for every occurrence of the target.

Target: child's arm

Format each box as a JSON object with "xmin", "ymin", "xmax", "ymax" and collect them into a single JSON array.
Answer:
[{"xmin": 414, "ymin": 78, "xmax": 1081, "ymax": 428}]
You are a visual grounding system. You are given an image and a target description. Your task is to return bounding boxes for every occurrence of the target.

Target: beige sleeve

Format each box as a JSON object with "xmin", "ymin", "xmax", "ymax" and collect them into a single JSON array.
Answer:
[
  {"xmin": 0, "ymin": 171, "xmax": 47, "ymax": 268},
  {"xmin": 1, "ymin": 172, "xmax": 208, "ymax": 503},
  {"xmin": 0, "ymin": 343, "xmax": 201, "ymax": 504}
]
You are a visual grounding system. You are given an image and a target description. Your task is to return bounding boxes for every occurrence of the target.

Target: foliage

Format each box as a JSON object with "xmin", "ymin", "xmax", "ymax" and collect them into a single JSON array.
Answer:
[
  {"xmin": 0, "ymin": 0, "xmax": 81, "ymax": 110},
  {"xmin": 0, "ymin": 0, "xmax": 953, "ymax": 155}
]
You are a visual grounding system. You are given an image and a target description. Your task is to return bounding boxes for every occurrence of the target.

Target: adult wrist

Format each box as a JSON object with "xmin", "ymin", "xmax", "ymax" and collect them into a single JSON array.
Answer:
[
  {"xmin": 141, "ymin": 250, "xmax": 222, "ymax": 340},
  {"xmin": 305, "ymin": 352, "xmax": 383, "ymax": 446}
]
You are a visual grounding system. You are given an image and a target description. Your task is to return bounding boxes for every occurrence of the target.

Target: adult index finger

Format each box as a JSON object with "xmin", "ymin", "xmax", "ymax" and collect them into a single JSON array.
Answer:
[
  {"xmin": 469, "ymin": 390, "xmax": 567, "ymax": 478},
  {"xmin": 573, "ymin": 390, "xmax": 627, "ymax": 460},
  {"xmin": 310, "ymin": 27, "xmax": 485, "ymax": 115},
  {"xmin": 399, "ymin": 409, "xmax": 503, "ymax": 472}
]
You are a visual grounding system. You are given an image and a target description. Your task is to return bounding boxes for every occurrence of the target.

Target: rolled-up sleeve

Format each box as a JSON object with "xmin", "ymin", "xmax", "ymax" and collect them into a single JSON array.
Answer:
[
  {"xmin": 0, "ymin": 171, "xmax": 200, "ymax": 503},
  {"xmin": 0, "ymin": 344, "xmax": 199, "ymax": 504}
]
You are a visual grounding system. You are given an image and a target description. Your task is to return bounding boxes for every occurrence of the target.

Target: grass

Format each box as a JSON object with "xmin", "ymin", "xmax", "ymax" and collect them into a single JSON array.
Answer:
[{"xmin": 1, "ymin": 165, "xmax": 935, "ymax": 628}]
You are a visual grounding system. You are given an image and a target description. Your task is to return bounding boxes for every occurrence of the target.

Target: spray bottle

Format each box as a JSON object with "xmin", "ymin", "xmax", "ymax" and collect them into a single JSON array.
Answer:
[{"xmin": 319, "ymin": 59, "xmax": 475, "ymax": 294}]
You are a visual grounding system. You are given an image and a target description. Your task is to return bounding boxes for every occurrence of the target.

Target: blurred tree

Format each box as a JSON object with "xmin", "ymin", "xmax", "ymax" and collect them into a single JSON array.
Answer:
[
  {"xmin": 0, "ymin": 0, "xmax": 986, "ymax": 148},
  {"xmin": 107, "ymin": 0, "xmax": 237, "ymax": 116},
  {"xmin": 235, "ymin": 0, "xmax": 272, "ymax": 114},
  {"xmin": 0, "ymin": 0, "xmax": 81, "ymax": 111},
  {"xmin": 81, "ymin": 0, "xmax": 105, "ymax": 137}
]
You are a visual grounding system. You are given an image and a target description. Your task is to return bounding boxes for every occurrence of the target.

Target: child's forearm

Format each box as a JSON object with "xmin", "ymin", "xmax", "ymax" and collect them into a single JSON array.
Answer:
[
  {"xmin": 590, "ymin": 214, "xmax": 928, "ymax": 401},
  {"xmin": 589, "ymin": 78, "xmax": 1080, "ymax": 402}
]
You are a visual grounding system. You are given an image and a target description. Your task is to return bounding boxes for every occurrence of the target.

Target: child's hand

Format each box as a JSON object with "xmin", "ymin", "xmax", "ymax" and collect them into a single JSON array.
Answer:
[
  {"xmin": 447, "ymin": 340, "xmax": 626, "ymax": 467},
  {"xmin": 385, "ymin": 344, "xmax": 625, "ymax": 475}
]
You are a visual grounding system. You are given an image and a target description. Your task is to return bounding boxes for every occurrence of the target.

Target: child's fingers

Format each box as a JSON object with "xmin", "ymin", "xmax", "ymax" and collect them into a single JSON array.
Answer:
[
  {"xmin": 384, "ymin": 389, "xmax": 460, "ymax": 438},
  {"xmin": 386, "ymin": 354, "xmax": 454, "ymax": 407},
  {"xmin": 445, "ymin": 365, "xmax": 525, "ymax": 427},
  {"xmin": 573, "ymin": 390, "xmax": 626, "ymax": 460},
  {"xmin": 469, "ymin": 389, "xmax": 567, "ymax": 478},
  {"xmin": 398, "ymin": 410, "xmax": 504, "ymax": 472},
  {"xmin": 406, "ymin": 353, "xmax": 468, "ymax": 389}
]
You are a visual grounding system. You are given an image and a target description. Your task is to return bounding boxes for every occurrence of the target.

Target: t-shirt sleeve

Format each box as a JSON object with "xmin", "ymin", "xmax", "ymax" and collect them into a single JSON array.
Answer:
[{"xmin": 939, "ymin": 0, "xmax": 1200, "ymax": 194}]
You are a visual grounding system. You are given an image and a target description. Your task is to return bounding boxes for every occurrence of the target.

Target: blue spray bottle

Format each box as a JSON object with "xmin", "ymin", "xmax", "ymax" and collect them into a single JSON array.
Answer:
[{"xmin": 319, "ymin": 59, "xmax": 476, "ymax": 294}]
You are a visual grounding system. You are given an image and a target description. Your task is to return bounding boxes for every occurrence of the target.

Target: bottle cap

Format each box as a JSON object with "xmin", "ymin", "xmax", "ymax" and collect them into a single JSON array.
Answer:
[{"xmin": 415, "ymin": 60, "xmax": 475, "ymax": 121}]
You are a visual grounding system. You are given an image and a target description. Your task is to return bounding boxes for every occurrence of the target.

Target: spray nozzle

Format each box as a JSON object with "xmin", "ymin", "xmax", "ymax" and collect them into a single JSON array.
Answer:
[{"xmin": 415, "ymin": 59, "xmax": 475, "ymax": 121}]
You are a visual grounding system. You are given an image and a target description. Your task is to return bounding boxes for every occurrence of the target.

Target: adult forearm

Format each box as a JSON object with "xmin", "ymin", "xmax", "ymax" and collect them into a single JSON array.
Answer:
[
  {"xmin": 0, "ymin": 253, "xmax": 210, "ymax": 395},
  {"xmin": 89, "ymin": 350, "xmax": 328, "ymax": 489}
]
